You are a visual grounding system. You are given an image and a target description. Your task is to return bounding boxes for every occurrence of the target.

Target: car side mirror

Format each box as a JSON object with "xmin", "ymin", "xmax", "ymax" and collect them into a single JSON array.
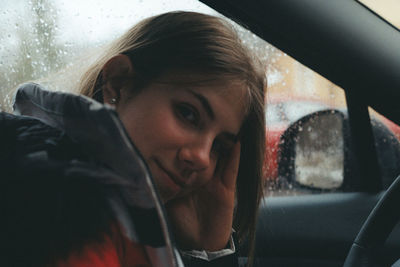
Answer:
[
  {"xmin": 278, "ymin": 110, "xmax": 345, "ymax": 190},
  {"xmin": 277, "ymin": 109, "xmax": 400, "ymax": 192}
]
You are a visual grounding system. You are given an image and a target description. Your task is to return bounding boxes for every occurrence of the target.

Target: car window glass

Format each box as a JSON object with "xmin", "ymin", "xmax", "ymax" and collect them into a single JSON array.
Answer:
[
  {"xmin": 284, "ymin": 102, "xmax": 329, "ymax": 123},
  {"xmin": 0, "ymin": 0, "xmax": 219, "ymax": 110},
  {"xmin": 368, "ymin": 108, "xmax": 400, "ymax": 189},
  {"xmin": 1, "ymin": 0, "xmax": 349, "ymax": 196},
  {"xmin": 265, "ymin": 104, "xmax": 283, "ymax": 125},
  {"xmin": 264, "ymin": 50, "xmax": 347, "ymax": 196}
]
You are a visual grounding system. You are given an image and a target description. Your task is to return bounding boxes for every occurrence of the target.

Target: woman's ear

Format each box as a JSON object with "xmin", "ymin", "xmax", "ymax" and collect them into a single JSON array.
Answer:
[{"xmin": 101, "ymin": 54, "xmax": 134, "ymax": 105}]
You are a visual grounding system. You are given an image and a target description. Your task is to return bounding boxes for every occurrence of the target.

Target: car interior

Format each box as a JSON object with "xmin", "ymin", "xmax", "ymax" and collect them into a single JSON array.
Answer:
[
  {"xmin": 1, "ymin": 0, "xmax": 400, "ymax": 266},
  {"xmin": 199, "ymin": 1, "xmax": 400, "ymax": 266}
]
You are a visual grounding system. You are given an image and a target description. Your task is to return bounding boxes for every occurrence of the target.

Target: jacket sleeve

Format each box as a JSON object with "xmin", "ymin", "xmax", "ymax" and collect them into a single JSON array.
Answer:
[
  {"xmin": 179, "ymin": 233, "xmax": 239, "ymax": 267},
  {"xmin": 180, "ymin": 252, "xmax": 238, "ymax": 267}
]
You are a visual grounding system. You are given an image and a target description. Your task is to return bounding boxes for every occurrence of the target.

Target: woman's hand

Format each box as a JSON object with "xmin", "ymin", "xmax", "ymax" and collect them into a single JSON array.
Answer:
[{"xmin": 165, "ymin": 142, "xmax": 240, "ymax": 251}]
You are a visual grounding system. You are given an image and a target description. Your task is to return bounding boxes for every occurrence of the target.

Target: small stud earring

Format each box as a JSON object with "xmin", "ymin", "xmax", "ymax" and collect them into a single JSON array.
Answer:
[{"xmin": 110, "ymin": 98, "xmax": 117, "ymax": 104}]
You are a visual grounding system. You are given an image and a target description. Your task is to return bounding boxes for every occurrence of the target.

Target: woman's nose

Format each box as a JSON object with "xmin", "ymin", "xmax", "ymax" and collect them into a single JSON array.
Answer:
[{"xmin": 178, "ymin": 139, "xmax": 213, "ymax": 171}]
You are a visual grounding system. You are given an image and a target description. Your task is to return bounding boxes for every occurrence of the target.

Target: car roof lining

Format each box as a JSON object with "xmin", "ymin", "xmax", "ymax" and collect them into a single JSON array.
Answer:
[{"xmin": 200, "ymin": 0, "xmax": 400, "ymax": 124}]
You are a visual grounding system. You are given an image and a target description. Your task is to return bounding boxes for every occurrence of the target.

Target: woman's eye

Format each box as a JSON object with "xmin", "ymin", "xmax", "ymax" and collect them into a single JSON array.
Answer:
[{"xmin": 176, "ymin": 104, "xmax": 200, "ymax": 126}]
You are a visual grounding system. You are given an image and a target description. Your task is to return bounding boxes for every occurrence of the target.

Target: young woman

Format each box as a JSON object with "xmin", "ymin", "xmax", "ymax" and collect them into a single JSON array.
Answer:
[{"xmin": 2, "ymin": 11, "xmax": 265, "ymax": 267}]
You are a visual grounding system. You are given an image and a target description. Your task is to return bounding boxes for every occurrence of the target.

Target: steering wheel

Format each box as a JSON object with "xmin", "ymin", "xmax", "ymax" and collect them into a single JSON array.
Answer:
[{"xmin": 343, "ymin": 175, "xmax": 400, "ymax": 267}]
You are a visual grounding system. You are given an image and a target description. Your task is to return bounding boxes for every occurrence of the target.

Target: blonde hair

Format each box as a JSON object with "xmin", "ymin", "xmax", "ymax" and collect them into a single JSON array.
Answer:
[{"xmin": 78, "ymin": 11, "xmax": 266, "ymax": 266}]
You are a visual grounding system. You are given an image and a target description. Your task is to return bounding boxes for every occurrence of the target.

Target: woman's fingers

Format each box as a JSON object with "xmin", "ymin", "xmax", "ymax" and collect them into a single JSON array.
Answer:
[{"xmin": 220, "ymin": 142, "xmax": 241, "ymax": 190}]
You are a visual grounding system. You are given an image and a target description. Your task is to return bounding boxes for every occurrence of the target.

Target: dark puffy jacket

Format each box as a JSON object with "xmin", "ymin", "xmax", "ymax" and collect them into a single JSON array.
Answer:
[
  {"xmin": 1, "ymin": 83, "xmax": 238, "ymax": 267},
  {"xmin": 1, "ymin": 83, "xmax": 182, "ymax": 267}
]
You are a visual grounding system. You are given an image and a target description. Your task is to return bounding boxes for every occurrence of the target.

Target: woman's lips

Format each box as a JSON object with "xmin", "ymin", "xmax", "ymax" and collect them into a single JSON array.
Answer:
[{"xmin": 154, "ymin": 159, "xmax": 186, "ymax": 188}]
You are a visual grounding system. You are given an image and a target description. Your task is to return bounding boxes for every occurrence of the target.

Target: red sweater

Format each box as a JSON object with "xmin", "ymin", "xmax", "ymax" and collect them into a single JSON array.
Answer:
[{"xmin": 56, "ymin": 230, "xmax": 151, "ymax": 267}]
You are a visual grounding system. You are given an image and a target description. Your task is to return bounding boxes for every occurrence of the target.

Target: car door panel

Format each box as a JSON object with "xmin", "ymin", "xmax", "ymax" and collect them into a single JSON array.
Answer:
[{"xmin": 253, "ymin": 192, "xmax": 400, "ymax": 266}]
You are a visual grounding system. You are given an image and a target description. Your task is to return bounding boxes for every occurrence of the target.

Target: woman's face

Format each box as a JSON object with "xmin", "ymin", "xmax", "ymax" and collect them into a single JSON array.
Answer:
[{"xmin": 116, "ymin": 73, "xmax": 247, "ymax": 202}]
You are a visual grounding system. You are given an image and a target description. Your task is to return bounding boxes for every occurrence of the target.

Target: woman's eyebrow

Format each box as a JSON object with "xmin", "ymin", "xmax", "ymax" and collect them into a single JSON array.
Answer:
[{"xmin": 187, "ymin": 90, "xmax": 215, "ymax": 120}]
